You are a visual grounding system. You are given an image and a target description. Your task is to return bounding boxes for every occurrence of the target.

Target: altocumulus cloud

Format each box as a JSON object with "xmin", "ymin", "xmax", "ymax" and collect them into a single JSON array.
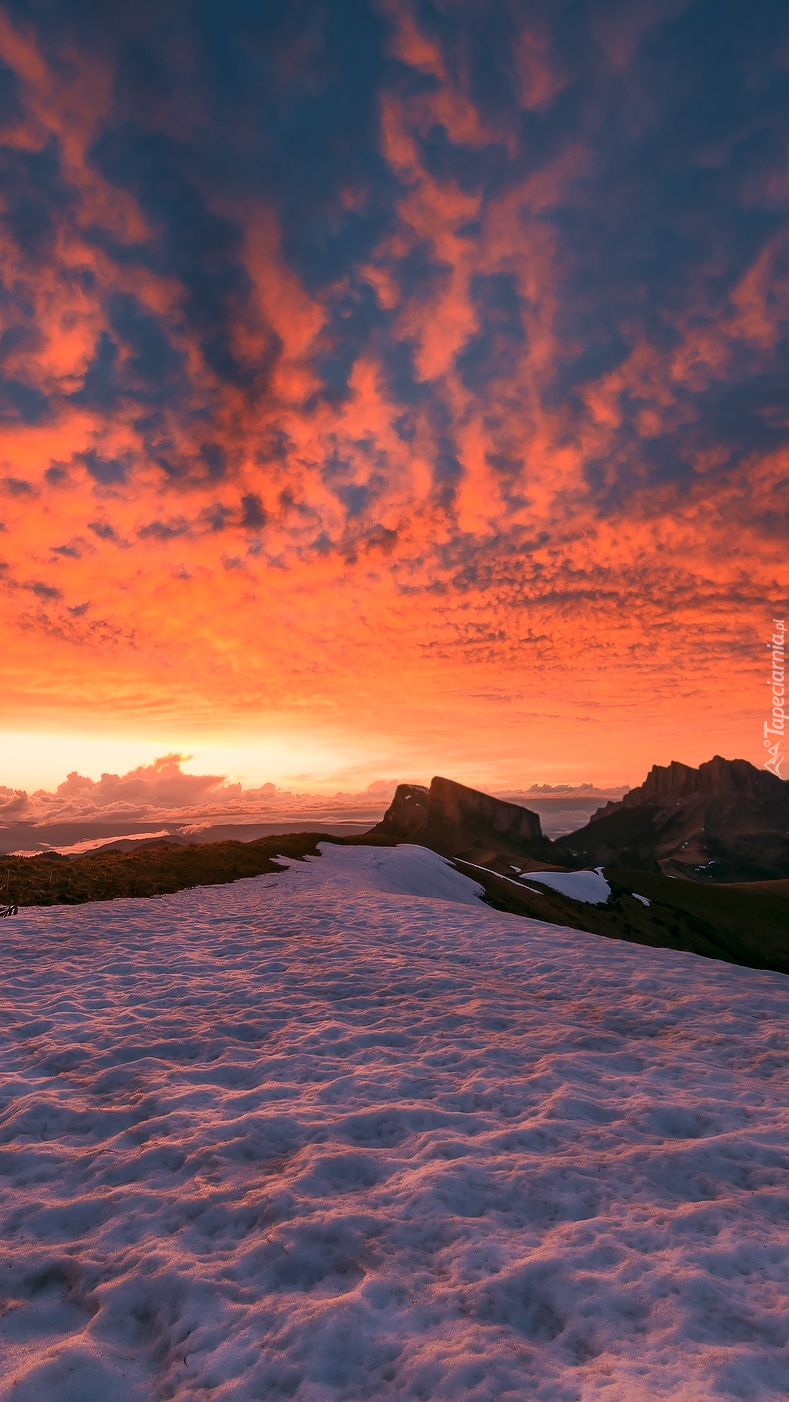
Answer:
[{"xmin": 0, "ymin": 0, "xmax": 787, "ymax": 765}]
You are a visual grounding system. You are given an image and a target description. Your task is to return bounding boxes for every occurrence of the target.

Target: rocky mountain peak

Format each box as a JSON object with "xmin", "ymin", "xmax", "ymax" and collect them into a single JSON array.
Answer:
[
  {"xmin": 561, "ymin": 755, "xmax": 789, "ymax": 881},
  {"xmin": 372, "ymin": 775, "xmax": 548, "ymax": 858}
]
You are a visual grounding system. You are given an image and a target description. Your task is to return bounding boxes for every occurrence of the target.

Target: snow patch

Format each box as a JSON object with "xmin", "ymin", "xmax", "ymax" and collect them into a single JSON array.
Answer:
[
  {"xmin": 277, "ymin": 843, "xmax": 485, "ymax": 906},
  {"xmin": 526, "ymin": 865, "xmax": 612, "ymax": 905},
  {"xmin": 1, "ymin": 843, "xmax": 788, "ymax": 1400}
]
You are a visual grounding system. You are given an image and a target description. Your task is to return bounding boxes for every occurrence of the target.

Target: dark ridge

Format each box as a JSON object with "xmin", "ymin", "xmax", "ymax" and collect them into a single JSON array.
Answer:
[
  {"xmin": 463, "ymin": 865, "xmax": 789, "ymax": 978},
  {"xmin": 554, "ymin": 755, "xmax": 789, "ymax": 882},
  {"xmin": 0, "ymin": 832, "xmax": 331, "ymax": 906},
  {"xmin": 368, "ymin": 775, "xmax": 554, "ymax": 862}
]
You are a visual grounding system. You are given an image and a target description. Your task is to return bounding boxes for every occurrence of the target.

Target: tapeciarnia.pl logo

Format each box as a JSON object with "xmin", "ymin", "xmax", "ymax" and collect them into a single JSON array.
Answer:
[{"xmin": 763, "ymin": 617, "xmax": 786, "ymax": 778}]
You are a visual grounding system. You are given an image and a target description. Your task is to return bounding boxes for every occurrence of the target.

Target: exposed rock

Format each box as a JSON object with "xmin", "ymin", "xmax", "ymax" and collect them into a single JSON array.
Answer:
[
  {"xmin": 591, "ymin": 756, "xmax": 785, "ymax": 818},
  {"xmin": 555, "ymin": 756, "xmax": 789, "ymax": 881},
  {"xmin": 375, "ymin": 784, "xmax": 430, "ymax": 841},
  {"xmin": 373, "ymin": 758, "xmax": 789, "ymax": 883},
  {"xmin": 371, "ymin": 776, "xmax": 553, "ymax": 861}
]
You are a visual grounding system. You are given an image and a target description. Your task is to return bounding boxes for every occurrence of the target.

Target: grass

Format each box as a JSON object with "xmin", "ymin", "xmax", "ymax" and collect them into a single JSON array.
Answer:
[{"xmin": 0, "ymin": 833, "xmax": 329, "ymax": 907}]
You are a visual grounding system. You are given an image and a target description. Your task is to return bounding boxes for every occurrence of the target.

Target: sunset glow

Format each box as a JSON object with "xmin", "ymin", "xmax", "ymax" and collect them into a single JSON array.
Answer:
[{"xmin": 1, "ymin": 1, "xmax": 787, "ymax": 791}]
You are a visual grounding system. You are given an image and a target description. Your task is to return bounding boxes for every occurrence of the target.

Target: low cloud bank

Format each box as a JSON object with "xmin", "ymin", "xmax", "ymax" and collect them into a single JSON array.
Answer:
[
  {"xmin": 0, "ymin": 755, "xmax": 398, "ymax": 827},
  {"xmin": 497, "ymin": 784, "xmax": 630, "ymax": 799}
]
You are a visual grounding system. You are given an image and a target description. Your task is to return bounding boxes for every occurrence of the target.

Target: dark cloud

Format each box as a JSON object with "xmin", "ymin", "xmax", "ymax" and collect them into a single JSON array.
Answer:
[
  {"xmin": 0, "ymin": 378, "xmax": 51, "ymax": 424},
  {"xmin": 24, "ymin": 580, "xmax": 62, "ymax": 600},
  {"xmin": 69, "ymin": 332, "xmax": 120, "ymax": 411},
  {"xmin": 45, "ymin": 464, "xmax": 71, "ymax": 486},
  {"xmin": 0, "ymin": 134, "xmax": 72, "ymax": 262},
  {"xmin": 0, "ymin": 53, "xmax": 23, "ymax": 128},
  {"xmin": 457, "ymin": 272, "xmax": 527, "ymax": 393},
  {"xmin": 138, "ymin": 517, "xmax": 189, "ymax": 541},
  {"xmin": 201, "ymin": 503, "xmax": 232, "ymax": 532},
  {"xmin": 88, "ymin": 519, "xmax": 120, "ymax": 542},
  {"xmin": 200, "ymin": 443, "xmax": 228, "ymax": 481},
  {"xmin": 1, "ymin": 477, "xmax": 35, "ymax": 496},
  {"xmin": 75, "ymin": 450, "xmax": 130, "ymax": 486},
  {"xmin": 1, "ymin": 0, "xmax": 786, "ymax": 520},
  {"xmin": 240, "ymin": 493, "xmax": 266, "ymax": 530}
]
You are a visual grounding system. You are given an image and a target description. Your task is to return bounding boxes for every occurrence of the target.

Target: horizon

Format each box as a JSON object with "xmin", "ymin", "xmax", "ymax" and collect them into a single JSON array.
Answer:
[
  {"xmin": 0, "ymin": 746, "xmax": 632, "ymax": 825},
  {"xmin": 3, "ymin": 747, "xmax": 779, "ymax": 855}
]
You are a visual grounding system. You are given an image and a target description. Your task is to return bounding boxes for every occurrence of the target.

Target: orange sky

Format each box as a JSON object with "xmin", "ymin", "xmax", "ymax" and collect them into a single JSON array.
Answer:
[{"xmin": 0, "ymin": 2, "xmax": 786, "ymax": 793}]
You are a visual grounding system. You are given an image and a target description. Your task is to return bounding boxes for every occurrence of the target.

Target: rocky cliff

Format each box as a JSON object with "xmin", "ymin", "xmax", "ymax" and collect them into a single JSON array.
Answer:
[
  {"xmin": 555, "ymin": 755, "xmax": 789, "ymax": 881},
  {"xmin": 590, "ymin": 756, "xmax": 785, "ymax": 818},
  {"xmin": 371, "ymin": 776, "xmax": 551, "ymax": 860},
  {"xmin": 372, "ymin": 758, "xmax": 789, "ymax": 883}
]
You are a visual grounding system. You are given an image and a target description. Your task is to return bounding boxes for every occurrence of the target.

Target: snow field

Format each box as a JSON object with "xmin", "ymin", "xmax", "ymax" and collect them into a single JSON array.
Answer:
[{"xmin": 0, "ymin": 843, "xmax": 788, "ymax": 1401}]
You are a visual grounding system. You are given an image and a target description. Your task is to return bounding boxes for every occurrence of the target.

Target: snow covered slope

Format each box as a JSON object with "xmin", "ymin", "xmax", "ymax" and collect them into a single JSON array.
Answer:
[{"xmin": 1, "ymin": 844, "xmax": 788, "ymax": 1401}]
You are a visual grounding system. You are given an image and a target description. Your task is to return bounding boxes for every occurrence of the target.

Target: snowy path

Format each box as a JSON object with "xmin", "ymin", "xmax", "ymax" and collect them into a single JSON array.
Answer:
[{"xmin": 1, "ymin": 844, "xmax": 788, "ymax": 1401}]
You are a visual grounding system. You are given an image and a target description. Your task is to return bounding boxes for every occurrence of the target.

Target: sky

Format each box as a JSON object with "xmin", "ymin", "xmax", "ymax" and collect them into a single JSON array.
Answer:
[{"xmin": 1, "ymin": 0, "xmax": 788, "ymax": 798}]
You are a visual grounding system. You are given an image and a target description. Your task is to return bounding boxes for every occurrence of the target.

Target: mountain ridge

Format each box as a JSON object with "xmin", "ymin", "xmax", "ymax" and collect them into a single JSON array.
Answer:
[
  {"xmin": 372, "ymin": 757, "xmax": 789, "ymax": 883},
  {"xmin": 558, "ymin": 754, "xmax": 789, "ymax": 881},
  {"xmin": 369, "ymin": 775, "xmax": 555, "ymax": 863}
]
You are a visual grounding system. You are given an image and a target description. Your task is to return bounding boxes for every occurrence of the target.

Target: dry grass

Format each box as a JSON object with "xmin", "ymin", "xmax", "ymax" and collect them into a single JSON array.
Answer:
[
  {"xmin": 461, "ymin": 862, "xmax": 789, "ymax": 976},
  {"xmin": 0, "ymin": 832, "xmax": 329, "ymax": 907}
]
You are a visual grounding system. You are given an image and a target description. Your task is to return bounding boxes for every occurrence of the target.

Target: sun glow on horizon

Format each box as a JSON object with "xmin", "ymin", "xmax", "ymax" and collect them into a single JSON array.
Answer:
[{"xmin": 0, "ymin": 719, "xmax": 764, "ymax": 803}]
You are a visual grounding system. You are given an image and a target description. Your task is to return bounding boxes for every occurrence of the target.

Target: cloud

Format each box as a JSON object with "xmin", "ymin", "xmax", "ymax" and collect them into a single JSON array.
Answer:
[
  {"xmin": 137, "ymin": 517, "xmax": 190, "ymax": 541},
  {"xmin": 50, "ymin": 753, "xmax": 232, "ymax": 814},
  {"xmin": 0, "ymin": 1, "xmax": 786, "ymax": 776},
  {"xmin": 44, "ymin": 463, "xmax": 71, "ymax": 486},
  {"xmin": 0, "ymin": 786, "xmax": 29, "ymax": 817},
  {"xmin": 1, "ymin": 476, "xmax": 35, "ymax": 496},
  {"xmin": 24, "ymin": 579, "xmax": 61, "ymax": 600},
  {"xmin": 75, "ymin": 449, "xmax": 130, "ymax": 485},
  {"xmin": 2, "ymin": 754, "xmax": 399, "ymax": 827},
  {"xmin": 240, "ymin": 492, "xmax": 266, "ymax": 530},
  {"xmin": 88, "ymin": 519, "xmax": 120, "ymax": 542}
]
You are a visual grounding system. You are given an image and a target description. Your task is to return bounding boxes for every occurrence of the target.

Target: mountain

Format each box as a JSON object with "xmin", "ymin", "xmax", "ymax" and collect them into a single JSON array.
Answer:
[
  {"xmin": 369, "ymin": 776, "xmax": 555, "ymax": 863},
  {"xmin": 553, "ymin": 755, "xmax": 789, "ymax": 881},
  {"xmin": 372, "ymin": 759, "xmax": 789, "ymax": 883},
  {"xmin": 365, "ymin": 762, "xmax": 789, "ymax": 972}
]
